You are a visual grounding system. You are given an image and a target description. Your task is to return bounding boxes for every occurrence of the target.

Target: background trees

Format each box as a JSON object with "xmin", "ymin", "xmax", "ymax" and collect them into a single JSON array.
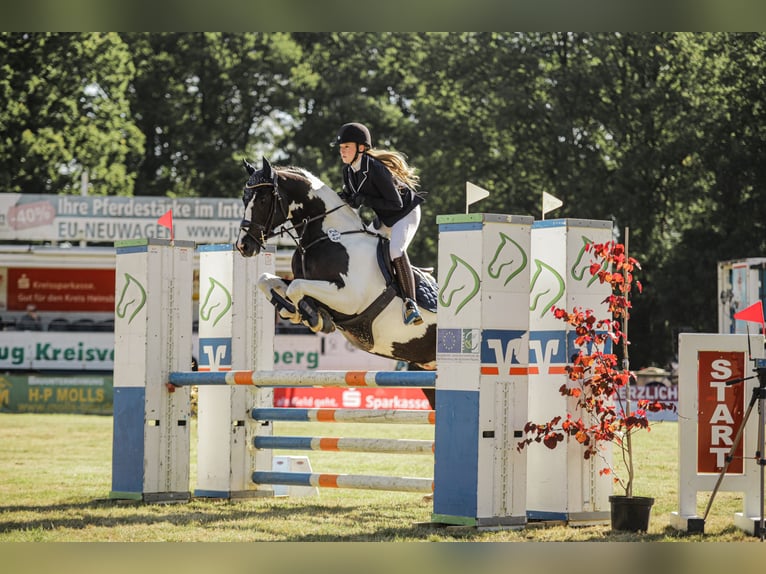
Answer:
[
  {"xmin": 2, "ymin": 32, "xmax": 765, "ymax": 369},
  {"xmin": 0, "ymin": 32, "xmax": 143, "ymax": 195}
]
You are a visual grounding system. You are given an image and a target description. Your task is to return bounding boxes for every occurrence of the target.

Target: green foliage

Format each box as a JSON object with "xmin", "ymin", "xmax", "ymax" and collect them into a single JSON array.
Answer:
[
  {"xmin": 122, "ymin": 32, "xmax": 313, "ymax": 197},
  {"xmin": 3, "ymin": 32, "xmax": 766, "ymax": 368},
  {"xmin": 0, "ymin": 32, "xmax": 143, "ymax": 195}
]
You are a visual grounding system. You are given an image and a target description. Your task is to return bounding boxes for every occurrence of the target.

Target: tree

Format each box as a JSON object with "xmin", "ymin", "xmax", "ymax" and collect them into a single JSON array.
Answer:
[
  {"xmin": 122, "ymin": 32, "xmax": 312, "ymax": 197},
  {"xmin": 0, "ymin": 32, "xmax": 143, "ymax": 195},
  {"xmin": 4, "ymin": 32, "xmax": 766, "ymax": 371}
]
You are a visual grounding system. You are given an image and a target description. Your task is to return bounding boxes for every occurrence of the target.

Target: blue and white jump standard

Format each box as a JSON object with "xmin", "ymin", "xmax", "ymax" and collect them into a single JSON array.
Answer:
[
  {"xmin": 434, "ymin": 213, "xmax": 533, "ymax": 528},
  {"xmin": 526, "ymin": 218, "xmax": 614, "ymax": 524},
  {"xmin": 194, "ymin": 243, "xmax": 276, "ymax": 498},
  {"xmin": 110, "ymin": 238, "xmax": 195, "ymax": 502}
]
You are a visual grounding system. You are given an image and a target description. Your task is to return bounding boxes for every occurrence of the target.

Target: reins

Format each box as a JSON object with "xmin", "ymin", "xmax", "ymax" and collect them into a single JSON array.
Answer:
[{"xmin": 241, "ymin": 173, "xmax": 378, "ymax": 278}]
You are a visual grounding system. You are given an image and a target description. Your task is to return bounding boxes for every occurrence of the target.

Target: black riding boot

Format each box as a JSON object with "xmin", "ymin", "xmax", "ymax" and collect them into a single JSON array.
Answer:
[{"xmin": 392, "ymin": 253, "xmax": 423, "ymax": 326}]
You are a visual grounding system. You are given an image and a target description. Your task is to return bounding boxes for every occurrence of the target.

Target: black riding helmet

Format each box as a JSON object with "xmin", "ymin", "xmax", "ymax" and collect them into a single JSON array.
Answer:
[{"xmin": 333, "ymin": 123, "xmax": 372, "ymax": 148}]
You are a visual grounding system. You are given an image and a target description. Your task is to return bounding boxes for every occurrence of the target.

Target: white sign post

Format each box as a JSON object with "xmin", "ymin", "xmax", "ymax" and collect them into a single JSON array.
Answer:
[{"xmin": 671, "ymin": 333, "xmax": 763, "ymax": 534}]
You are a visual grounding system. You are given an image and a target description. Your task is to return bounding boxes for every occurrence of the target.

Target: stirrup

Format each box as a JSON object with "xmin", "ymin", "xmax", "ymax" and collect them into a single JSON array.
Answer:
[{"xmin": 403, "ymin": 298, "xmax": 423, "ymax": 326}]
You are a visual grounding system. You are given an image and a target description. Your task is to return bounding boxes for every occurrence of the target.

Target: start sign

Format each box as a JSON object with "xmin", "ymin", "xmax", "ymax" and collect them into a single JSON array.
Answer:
[
  {"xmin": 697, "ymin": 351, "xmax": 746, "ymax": 473},
  {"xmin": 672, "ymin": 333, "xmax": 761, "ymax": 535}
]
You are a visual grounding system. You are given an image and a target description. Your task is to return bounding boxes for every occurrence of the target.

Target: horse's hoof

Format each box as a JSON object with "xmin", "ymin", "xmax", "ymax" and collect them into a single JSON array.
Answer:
[
  {"xmin": 279, "ymin": 308, "xmax": 302, "ymax": 324},
  {"xmin": 318, "ymin": 307, "xmax": 335, "ymax": 333}
]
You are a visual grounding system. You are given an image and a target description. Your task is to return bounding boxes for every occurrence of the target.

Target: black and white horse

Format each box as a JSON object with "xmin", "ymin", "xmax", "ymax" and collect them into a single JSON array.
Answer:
[{"xmin": 235, "ymin": 157, "xmax": 437, "ymax": 370}]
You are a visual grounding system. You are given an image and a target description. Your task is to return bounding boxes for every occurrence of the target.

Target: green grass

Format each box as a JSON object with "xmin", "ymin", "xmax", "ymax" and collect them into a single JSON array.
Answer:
[{"xmin": 0, "ymin": 413, "xmax": 759, "ymax": 542}]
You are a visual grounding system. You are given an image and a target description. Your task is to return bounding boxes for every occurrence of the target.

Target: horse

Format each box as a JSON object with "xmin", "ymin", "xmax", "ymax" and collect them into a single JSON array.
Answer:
[{"xmin": 235, "ymin": 157, "xmax": 438, "ymax": 373}]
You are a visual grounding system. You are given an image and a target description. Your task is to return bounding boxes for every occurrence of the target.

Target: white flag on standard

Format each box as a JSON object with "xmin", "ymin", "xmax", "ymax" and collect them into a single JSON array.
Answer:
[
  {"xmin": 542, "ymin": 191, "xmax": 563, "ymax": 218},
  {"xmin": 466, "ymin": 181, "xmax": 490, "ymax": 213}
]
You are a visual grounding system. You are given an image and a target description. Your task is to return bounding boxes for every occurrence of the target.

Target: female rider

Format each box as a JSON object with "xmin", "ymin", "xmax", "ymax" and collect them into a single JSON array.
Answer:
[{"xmin": 333, "ymin": 122, "xmax": 424, "ymax": 326}]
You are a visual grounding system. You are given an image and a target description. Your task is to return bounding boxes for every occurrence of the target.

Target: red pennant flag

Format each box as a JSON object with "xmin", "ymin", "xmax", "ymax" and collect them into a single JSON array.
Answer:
[
  {"xmin": 733, "ymin": 300, "xmax": 765, "ymax": 333},
  {"xmin": 157, "ymin": 209, "xmax": 174, "ymax": 241}
]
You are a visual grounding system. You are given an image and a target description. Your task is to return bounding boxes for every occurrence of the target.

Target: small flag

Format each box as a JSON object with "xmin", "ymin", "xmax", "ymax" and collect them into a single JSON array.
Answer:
[
  {"xmin": 157, "ymin": 209, "xmax": 174, "ymax": 241},
  {"xmin": 466, "ymin": 182, "xmax": 490, "ymax": 213},
  {"xmin": 542, "ymin": 191, "xmax": 563, "ymax": 219},
  {"xmin": 734, "ymin": 300, "xmax": 765, "ymax": 334}
]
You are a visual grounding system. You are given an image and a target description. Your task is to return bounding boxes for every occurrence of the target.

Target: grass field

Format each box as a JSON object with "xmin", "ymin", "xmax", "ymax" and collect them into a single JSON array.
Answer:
[{"xmin": 0, "ymin": 412, "xmax": 761, "ymax": 543}]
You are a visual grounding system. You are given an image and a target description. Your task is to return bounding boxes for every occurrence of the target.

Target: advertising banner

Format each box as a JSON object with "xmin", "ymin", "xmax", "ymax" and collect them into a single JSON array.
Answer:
[
  {"xmin": 272, "ymin": 387, "xmax": 432, "ymax": 410},
  {"xmin": 3, "ymin": 267, "xmax": 115, "ymax": 312},
  {"xmin": 0, "ymin": 194, "xmax": 244, "ymax": 244},
  {"xmin": 0, "ymin": 372, "xmax": 113, "ymax": 414},
  {"xmin": 0, "ymin": 331, "xmax": 114, "ymax": 370}
]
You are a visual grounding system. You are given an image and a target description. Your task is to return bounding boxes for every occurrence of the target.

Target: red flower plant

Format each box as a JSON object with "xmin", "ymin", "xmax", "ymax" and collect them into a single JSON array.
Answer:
[{"xmin": 517, "ymin": 240, "xmax": 675, "ymax": 497}]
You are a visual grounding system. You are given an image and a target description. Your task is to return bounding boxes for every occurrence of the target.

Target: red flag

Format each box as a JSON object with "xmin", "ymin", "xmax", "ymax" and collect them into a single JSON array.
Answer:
[
  {"xmin": 157, "ymin": 209, "xmax": 174, "ymax": 241},
  {"xmin": 733, "ymin": 300, "xmax": 765, "ymax": 333}
]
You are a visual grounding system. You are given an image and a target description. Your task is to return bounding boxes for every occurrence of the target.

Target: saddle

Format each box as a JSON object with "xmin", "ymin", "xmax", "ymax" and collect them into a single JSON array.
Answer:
[{"xmin": 294, "ymin": 237, "xmax": 438, "ymax": 352}]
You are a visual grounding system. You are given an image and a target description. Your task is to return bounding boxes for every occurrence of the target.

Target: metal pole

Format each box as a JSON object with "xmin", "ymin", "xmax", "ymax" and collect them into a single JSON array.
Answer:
[{"xmin": 622, "ymin": 226, "xmax": 633, "ymax": 498}]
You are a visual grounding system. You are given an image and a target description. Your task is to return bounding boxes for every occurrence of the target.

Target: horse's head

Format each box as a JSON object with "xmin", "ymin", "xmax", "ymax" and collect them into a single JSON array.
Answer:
[{"xmin": 236, "ymin": 157, "xmax": 285, "ymax": 257}]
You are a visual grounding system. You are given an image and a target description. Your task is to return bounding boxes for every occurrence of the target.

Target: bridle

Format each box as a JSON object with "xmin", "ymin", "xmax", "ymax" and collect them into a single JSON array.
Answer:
[
  {"xmin": 239, "ymin": 173, "xmax": 352, "ymax": 256},
  {"xmin": 239, "ymin": 179, "xmax": 284, "ymax": 247}
]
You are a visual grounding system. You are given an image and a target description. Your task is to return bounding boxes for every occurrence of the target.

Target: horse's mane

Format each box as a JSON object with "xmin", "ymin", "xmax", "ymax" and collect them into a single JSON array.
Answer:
[
  {"xmin": 275, "ymin": 165, "xmax": 328, "ymax": 193},
  {"xmin": 275, "ymin": 165, "xmax": 308, "ymax": 176}
]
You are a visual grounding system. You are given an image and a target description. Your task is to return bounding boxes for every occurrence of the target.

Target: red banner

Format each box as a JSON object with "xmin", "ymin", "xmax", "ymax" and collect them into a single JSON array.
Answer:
[
  {"xmin": 6, "ymin": 268, "xmax": 115, "ymax": 312},
  {"xmin": 697, "ymin": 351, "xmax": 746, "ymax": 474}
]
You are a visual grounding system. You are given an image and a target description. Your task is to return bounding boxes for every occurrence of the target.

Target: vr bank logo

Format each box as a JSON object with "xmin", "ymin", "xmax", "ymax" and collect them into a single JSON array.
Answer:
[
  {"xmin": 198, "ymin": 337, "xmax": 232, "ymax": 372},
  {"xmin": 480, "ymin": 330, "xmax": 606, "ymax": 376}
]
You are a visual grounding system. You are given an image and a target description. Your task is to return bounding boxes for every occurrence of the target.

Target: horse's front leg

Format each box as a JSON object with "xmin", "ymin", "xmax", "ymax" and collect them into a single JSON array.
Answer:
[
  {"xmin": 258, "ymin": 274, "xmax": 338, "ymax": 333},
  {"xmin": 285, "ymin": 278, "xmax": 362, "ymax": 333},
  {"xmin": 257, "ymin": 273, "xmax": 303, "ymax": 324}
]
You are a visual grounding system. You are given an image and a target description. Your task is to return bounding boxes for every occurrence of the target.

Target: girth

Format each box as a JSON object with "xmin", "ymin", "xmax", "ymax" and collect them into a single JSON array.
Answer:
[{"xmin": 329, "ymin": 284, "xmax": 398, "ymax": 352}]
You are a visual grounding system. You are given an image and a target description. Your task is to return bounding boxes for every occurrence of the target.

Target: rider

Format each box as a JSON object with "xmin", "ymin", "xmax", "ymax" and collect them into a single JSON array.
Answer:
[{"xmin": 333, "ymin": 122, "xmax": 424, "ymax": 326}]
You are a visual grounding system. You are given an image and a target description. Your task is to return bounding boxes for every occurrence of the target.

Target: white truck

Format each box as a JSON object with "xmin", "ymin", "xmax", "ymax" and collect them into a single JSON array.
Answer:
[{"xmin": 717, "ymin": 257, "xmax": 766, "ymax": 334}]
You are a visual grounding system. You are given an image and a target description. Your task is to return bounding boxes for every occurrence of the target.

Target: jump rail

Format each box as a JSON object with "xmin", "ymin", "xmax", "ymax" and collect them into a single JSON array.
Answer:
[
  {"xmin": 254, "ymin": 436, "xmax": 434, "ymax": 454},
  {"xmin": 169, "ymin": 369, "xmax": 437, "ymax": 388},
  {"xmin": 252, "ymin": 471, "xmax": 434, "ymax": 493},
  {"xmin": 251, "ymin": 407, "xmax": 435, "ymax": 424}
]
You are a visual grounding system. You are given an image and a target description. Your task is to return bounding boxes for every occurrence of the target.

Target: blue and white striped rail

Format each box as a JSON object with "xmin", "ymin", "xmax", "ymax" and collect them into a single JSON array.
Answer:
[
  {"xmin": 169, "ymin": 369, "xmax": 436, "ymax": 388},
  {"xmin": 254, "ymin": 435, "xmax": 434, "ymax": 454},
  {"xmin": 251, "ymin": 407, "xmax": 435, "ymax": 425},
  {"xmin": 252, "ymin": 471, "xmax": 434, "ymax": 493}
]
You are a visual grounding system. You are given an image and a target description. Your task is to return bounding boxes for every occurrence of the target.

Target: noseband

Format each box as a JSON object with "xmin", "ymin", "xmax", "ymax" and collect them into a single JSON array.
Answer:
[{"xmin": 239, "ymin": 180, "xmax": 286, "ymax": 247}]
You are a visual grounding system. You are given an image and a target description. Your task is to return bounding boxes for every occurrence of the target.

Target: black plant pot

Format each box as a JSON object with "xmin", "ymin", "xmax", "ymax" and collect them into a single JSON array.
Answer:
[{"xmin": 609, "ymin": 495, "xmax": 654, "ymax": 532}]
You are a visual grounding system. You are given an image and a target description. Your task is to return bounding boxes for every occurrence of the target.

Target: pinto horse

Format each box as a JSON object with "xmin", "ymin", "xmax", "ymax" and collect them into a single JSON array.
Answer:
[{"xmin": 235, "ymin": 158, "xmax": 438, "ymax": 371}]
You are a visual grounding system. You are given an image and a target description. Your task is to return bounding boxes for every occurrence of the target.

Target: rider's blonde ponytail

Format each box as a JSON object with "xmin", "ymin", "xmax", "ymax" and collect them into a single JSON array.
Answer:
[{"xmin": 366, "ymin": 149, "xmax": 420, "ymax": 191}]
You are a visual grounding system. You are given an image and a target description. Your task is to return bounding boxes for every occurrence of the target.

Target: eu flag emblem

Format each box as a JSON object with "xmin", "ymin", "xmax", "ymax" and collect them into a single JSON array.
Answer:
[{"xmin": 437, "ymin": 328, "xmax": 462, "ymax": 353}]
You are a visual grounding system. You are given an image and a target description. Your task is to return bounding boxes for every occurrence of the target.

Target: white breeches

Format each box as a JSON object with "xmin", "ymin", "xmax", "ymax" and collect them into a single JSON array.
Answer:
[{"xmin": 381, "ymin": 205, "xmax": 421, "ymax": 259}]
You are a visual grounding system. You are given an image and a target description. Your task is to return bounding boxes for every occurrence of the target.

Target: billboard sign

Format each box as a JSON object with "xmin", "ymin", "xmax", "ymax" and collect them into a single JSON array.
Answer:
[{"xmin": 0, "ymin": 194, "xmax": 244, "ymax": 244}]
